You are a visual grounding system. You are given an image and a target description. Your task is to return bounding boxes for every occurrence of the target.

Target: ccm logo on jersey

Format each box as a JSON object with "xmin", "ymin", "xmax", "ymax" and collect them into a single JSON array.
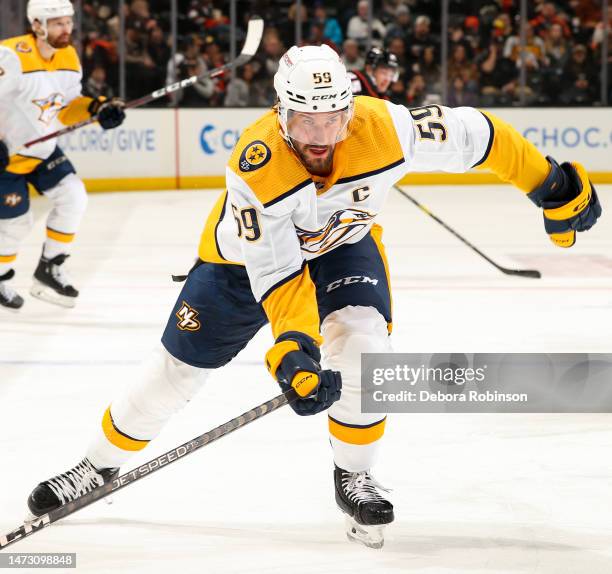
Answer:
[
  {"xmin": 326, "ymin": 276, "xmax": 379, "ymax": 292},
  {"xmin": 239, "ymin": 140, "xmax": 271, "ymax": 172},
  {"xmin": 176, "ymin": 301, "xmax": 201, "ymax": 331}
]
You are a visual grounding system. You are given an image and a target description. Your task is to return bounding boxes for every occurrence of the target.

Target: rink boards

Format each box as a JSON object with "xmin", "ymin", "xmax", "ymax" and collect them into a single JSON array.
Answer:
[{"xmin": 54, "ymin": 107, "xmax": 612, "ymax": 192}]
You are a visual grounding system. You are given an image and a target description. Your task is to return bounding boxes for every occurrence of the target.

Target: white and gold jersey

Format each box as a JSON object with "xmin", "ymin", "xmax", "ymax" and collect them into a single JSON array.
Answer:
[
  {"xmin": 198, "ymin": 96, "xmax": 549, "ymax": 341},
  {"xmin": 0, "ymin": 34, "xmax": 93, "ymax": 174}
]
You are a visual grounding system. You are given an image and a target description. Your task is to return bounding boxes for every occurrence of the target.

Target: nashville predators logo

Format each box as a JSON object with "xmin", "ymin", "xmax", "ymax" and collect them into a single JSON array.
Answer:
[
  {"xmin": 16, "ymin": 41, "xmax": 32, "ymax": 53},
  {"xmin": 3, "ymin": 193, "xmax": 22, "ymax": 208},
  {"xmin": 296, "ymin": 208, "xmax": 375, "ymax": 254},
  {"xmin": 32, "ymin": 93, "xmax": 65, "ymax": 125},
  {"xmin": 176, "ymin": 301, "xmax": 201, "ymax": 331},
  {"xmin": 239, "ymin": 140, "xmax": 271, "ymax": 172}
]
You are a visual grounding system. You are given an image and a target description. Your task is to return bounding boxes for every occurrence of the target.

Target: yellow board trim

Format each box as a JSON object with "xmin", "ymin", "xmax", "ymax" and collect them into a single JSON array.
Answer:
[
  {"xmin": 329, "ymin": 417, "xmax": 387, "ymax": 446},
  {"xmin": 20, "ymin": 172, "xmax": 610, "ymax": 194},
  {"xmin": 102, "ymin": 407, "xmax": 149, "ymax": 452},
  {"xmin": 0, "ymin": 254, "xmax": 17, "ymax": 263},
  {"xmin": 46, "ymin": 228, "xmax": 75, "ymax": 243}
]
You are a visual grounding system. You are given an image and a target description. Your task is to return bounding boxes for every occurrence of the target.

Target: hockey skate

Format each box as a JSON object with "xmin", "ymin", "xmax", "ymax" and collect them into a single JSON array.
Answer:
[
  {"xmin": 30, "ymin": 253, "xmax": 79, "ymax": 308},
  {"xmin": 0, "ymin": 270, "xmax": 24, "ymax": 311},
  {"xmin": 334, "ymin": 464, "xmax": 394, "ymax": 549},
  {"xmin": 27, "ymin": 458, "xmax": 118, "ymax": 520}
]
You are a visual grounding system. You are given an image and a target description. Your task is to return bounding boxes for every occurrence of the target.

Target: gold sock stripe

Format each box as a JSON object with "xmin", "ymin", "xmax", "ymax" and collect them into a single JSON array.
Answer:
[
  {"xmin": 101, "ymin": 407, "xmax": 149, "ymax": 452},
  {"xmin": 328, "ymin": 416, "xmax": 387, "ymax": 445},
  {"xmin": 46, "ymin": 227, "xmax": 75, "ymax": 243},
  {"xmin": 0, "ymin": 254, "xmax": 17, "ymax": 263}
]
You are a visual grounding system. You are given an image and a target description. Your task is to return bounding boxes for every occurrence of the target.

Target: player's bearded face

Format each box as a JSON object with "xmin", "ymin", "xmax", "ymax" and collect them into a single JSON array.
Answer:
[
  {"xmin": 44, "ymin": 17, "xmax": 74, "ymax": 49},
  {"xmin": 287, "ymin": 109, "xmax": 350, "ymax": 176}
]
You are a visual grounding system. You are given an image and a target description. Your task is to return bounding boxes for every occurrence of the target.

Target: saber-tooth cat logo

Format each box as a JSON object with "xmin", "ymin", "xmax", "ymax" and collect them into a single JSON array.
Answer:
[{"xmin": 176, "ymin": 301, "xmax": 201, "ymax": 331}]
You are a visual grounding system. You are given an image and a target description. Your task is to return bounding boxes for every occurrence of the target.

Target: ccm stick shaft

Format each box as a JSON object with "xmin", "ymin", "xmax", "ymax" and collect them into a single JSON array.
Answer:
[
  {"xmin": 395, "ymin": 185, "xmax": 542, "ymax": 279},
  {"xmin": 21, "ymin": 17, "xmax": 264, "ymax": 149},
  {"xmin": 0, "ymin": 388, "xmax": 297, "ymax": 550}
]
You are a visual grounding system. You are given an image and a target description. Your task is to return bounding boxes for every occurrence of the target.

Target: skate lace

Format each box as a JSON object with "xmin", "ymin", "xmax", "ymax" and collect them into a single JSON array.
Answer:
[
  {"xmin": 0, "ymin": 282, "xmax": 19, "ymax": 303},
  {"xmin": 50, "ymin": 263, "xmax": 71, "ymax": 288},
  {"xmin": 46, "ymin": 459, "xmax": 105, "ymax": 505},
  {"xmin": 342, "ymin": 471, "xmax": 391, "ymax": 505}
]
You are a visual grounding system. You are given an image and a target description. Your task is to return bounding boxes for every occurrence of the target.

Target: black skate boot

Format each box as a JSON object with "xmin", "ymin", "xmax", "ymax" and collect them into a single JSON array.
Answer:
[
  {"xmin": 27, "ymin": 458, "xmax": 118, "ymax": 519},
  {"xmin": 31, "ymin": 253, "xmax": 79, "ymax": 308},
  {"xmin": 0, "ymin": 269, "xmax": 24, "ymax": 311},
  {"xmin": 334, "ymin": 464, "xmax": 394, "ymax": 549}
]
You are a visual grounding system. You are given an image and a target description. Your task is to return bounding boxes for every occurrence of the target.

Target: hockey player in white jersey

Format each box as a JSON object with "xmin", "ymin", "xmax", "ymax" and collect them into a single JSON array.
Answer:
[
  {"xmin": 0, "ymin": 0, "xmax": 125, "ymax": 310},
  {"xmin": 26, "ymin": 45, "xmax": 601, "ymax": 549}
]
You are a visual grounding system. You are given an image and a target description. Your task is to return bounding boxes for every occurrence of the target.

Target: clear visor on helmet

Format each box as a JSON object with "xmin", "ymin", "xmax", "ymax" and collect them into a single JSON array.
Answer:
[{"xmin": 286, "ymin": 107, "xmax": 352, "ymax": 146}]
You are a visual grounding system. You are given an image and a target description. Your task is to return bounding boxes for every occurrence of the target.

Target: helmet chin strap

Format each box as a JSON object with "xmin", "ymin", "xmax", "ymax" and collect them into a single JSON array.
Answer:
[{"xmin": 34, "ymin": 19, "xmax": 49, "ymax": 41}]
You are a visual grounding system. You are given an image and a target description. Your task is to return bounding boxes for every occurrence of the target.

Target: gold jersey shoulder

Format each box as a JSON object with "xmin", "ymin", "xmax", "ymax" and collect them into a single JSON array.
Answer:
[
  {"xmin": 339, "ymin": 96, "xmax": 404, "ymax": 179},
  {"xmin": 228, "ymin": 109, "xmax": 311, "ymax": 208},
  {"xmin": 0, "ymin": 34, "xmax": 81, "ymax": 74}
]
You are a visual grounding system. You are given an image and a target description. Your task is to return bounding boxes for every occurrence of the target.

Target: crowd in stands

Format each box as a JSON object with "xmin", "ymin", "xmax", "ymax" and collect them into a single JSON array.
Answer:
[{"xmin": 79, "ymin": 0, "xmax": 611, "ymax": 107}]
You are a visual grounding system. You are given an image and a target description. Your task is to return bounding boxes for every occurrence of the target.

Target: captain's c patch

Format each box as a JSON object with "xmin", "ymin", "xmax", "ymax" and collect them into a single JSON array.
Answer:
[
  {"xmin": 176, "ymin": 301, "xmax": 201, "ymax": 331},
  {"xmin": 239, "ymin": 140, "xmax": 271, "ymax": 172}
]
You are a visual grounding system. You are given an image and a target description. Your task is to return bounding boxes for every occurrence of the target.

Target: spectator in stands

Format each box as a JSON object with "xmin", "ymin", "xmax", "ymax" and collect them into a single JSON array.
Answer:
[
  {"xmin": 83, "ymin": 66, "xmax": 114, "ymax": 100},
  {"xmin": 168, "ymin": 39, "xmax": 215, "ymax": 107},
  {"xmin": 560, "ymin": 43, "xmax": 598, "ymax": 105},
  {"xmin": 407, "ymin": 15, "xmax": 437, "ymax": 63},
  {"xmin": 387, "ymin": 37, "xmax": 409, "ymax": 78},
  {"xmin": 126, "ymin": 0, "xmax": 156, "ymax": 35},
  {"xmin": 341, "ymin": 39, "xmax": 365, "ymax": 71},
  {"xmin": 147, "ymin": 25, "xmax": 170, "ymax": 89},
  {"xmin": 185, "ymin": 0, "xmax": 215, "ymax": 34},
  {"xmin": 405, "ymin": 73, "xmax": 427, "ymax": 106},
  {"xmin": 415, "ymin": 44, "xmax": 440, "ymax": 94},
  {"xmin": 389, "ymin": 77, "xmax": 406, "ymax": 104},
  {"xmin": 385, "ymin": 4, "xmax": 411, "ymax": 44},
  {"xmin": 312, "ymin": 4, "xmax": 343, "ymax": 47},
  {"xmin": 530, "ymin": 1, "xmax": 571, "ymax": 39},
  {"xmin": 346, "ymin": 0, "xmax": 387, "ymax": 48},
  {"xmin": 256, "ymin": 29, "xmax": 286, "ymax": 81},
  {"xmin": 447, "ymin": 44, "xmax": 478, "ymax": 91},
  {"xmin": 447, "ymin": 74, "xmax": 478, "ymax": 107},
  {"xmin": 224, "ymin": 63, "xmax": 257, "ymax": 107},
  {"xmin": 476, "ymin": 36, "xmax": 517, "ymax": 106},
  {"xmin": 125, "ymin": 27, "xmax": 158, "ymax": 98},
  {"xmin": 504, "ymin": 23, "xmax": 547, "ymax": 70}
]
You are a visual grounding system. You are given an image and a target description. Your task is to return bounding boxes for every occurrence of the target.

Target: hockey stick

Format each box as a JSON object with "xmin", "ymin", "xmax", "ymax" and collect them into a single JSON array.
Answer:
[
  {"xmin": 21, "ymin": 16, "xmax": 265, "ymax": 150},
  {"xmin": 0, "ymin": 387, "xmax": 297, "ymax": 550},
  {"xmin": 394, "ymin": 185, "xmax": 542, "ymax": 279}
]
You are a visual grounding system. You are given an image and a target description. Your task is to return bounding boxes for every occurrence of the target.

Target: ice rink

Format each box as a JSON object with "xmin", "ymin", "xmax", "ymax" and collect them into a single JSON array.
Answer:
[{"xmin": 1, "ymin": 184, "xmax": 611, "ymax": 574}]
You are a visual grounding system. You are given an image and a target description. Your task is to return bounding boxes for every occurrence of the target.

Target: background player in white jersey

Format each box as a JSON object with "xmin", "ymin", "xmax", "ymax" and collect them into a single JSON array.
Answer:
[
  {"xmin": 0, "ymin": 0, "xmax": 125, "ymax": 310},
  {"xmin": 25, "ymin": 45, "xmax": 601, "ymax": 549}
]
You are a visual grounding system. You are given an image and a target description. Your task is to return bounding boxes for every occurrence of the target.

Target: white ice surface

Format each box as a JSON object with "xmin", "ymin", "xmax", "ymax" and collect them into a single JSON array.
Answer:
[{"xmin": 1, "ymin": 185, "xmax": 611, "ymax": 574}]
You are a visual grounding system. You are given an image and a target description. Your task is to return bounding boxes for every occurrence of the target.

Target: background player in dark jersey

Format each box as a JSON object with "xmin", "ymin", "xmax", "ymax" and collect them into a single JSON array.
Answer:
[{"xmin": 348, "ymin": 47, "xmax": 399, "ymax": 99}]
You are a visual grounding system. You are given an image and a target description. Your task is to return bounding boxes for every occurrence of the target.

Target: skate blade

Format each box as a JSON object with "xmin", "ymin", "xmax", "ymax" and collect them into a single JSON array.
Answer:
[
  {"xmin": 30, "ymin": 281, "xmax": 77, "ymax": 308},
  {"xmin": 24, "ymin": 510, "xmax": 41, "ymax": 524},
  {"xmin": 345, "ymin": 516, "xmax": 385, "ymax": 549}
]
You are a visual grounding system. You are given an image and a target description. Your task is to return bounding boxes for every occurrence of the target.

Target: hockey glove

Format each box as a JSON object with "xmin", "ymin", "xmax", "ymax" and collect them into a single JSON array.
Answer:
[
  {"xmin": 0, "ymin": 140, "xmax": 9, "ymax": 173},
  {"xmin": 265, "ymin": 331, "xmax": 342, "ymax": 416},
  {"xmin": 88, "ymin": 98, "xmax": 126, "ymax": 130},
  {"xmin": 527, "ymin": 157, "xmax": 602, "ymax": 248}
]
